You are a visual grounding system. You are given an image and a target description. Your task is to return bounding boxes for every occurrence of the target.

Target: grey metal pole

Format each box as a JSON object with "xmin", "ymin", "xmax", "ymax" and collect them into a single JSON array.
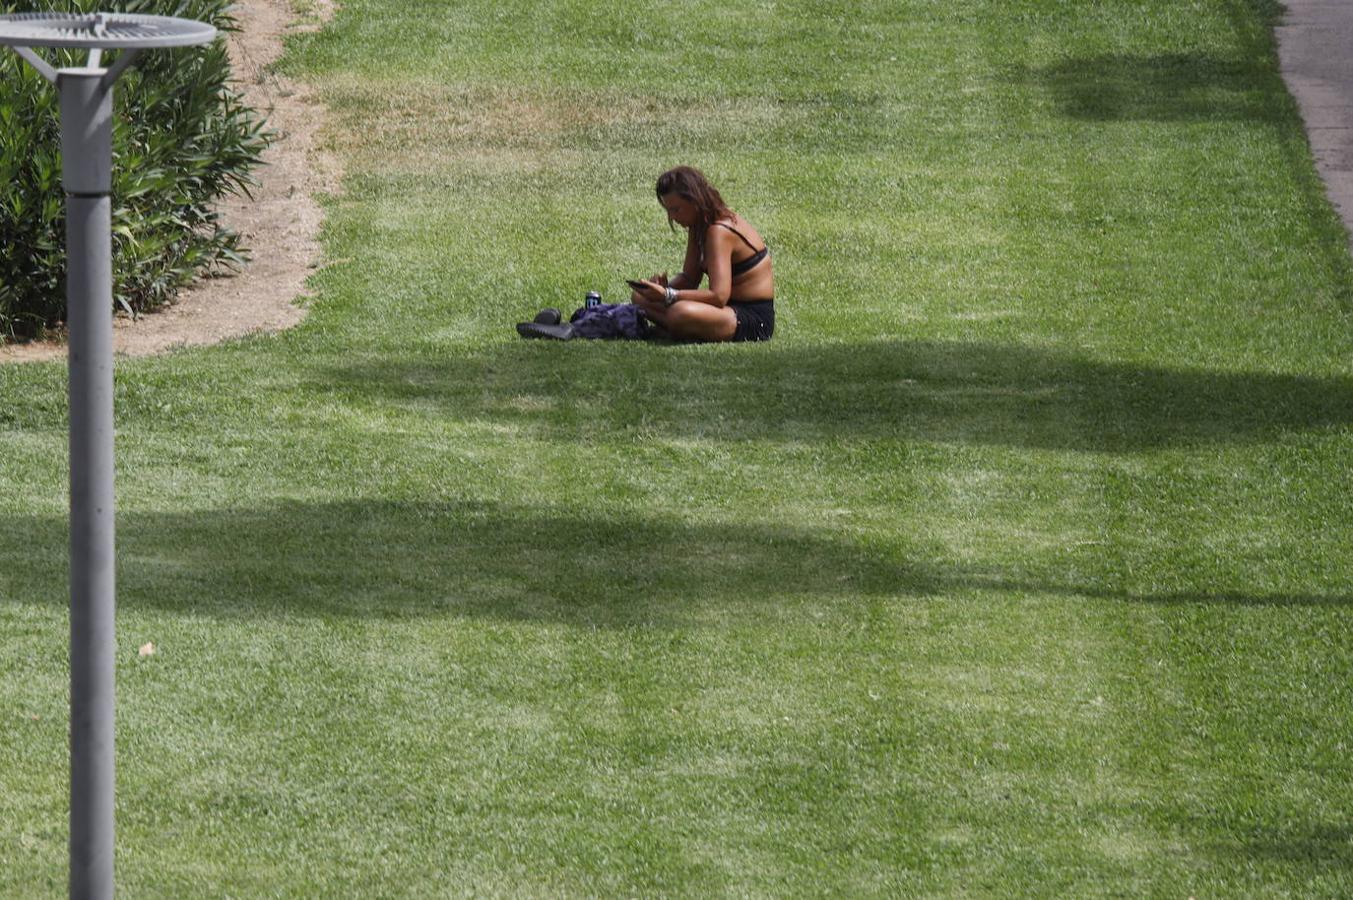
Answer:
[
  {"xmin": 61, "ymin": 68, "xmax": 116, "ymax": 900},
  {"xmin": 1, "ymin": 16, "xmax": 217, "ymax": 898}
]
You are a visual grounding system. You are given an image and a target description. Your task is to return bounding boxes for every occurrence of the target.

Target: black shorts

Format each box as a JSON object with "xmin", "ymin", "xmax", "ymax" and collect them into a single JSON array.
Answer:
[{"xmin": 729, "ymin": 300, "xmax": 775, "ymax": 342}]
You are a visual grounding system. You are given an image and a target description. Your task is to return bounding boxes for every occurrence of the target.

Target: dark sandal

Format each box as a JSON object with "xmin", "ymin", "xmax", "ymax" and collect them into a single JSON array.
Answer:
[{"xmin": 516, "ymin": 321, "xmax": 575, "ymax": 340}]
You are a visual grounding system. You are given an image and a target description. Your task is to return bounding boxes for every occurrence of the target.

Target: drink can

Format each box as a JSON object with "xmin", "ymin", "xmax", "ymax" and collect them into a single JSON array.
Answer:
[{"xmin": 585, "ymin": 291, "xmax": 602, "ymax": 309}]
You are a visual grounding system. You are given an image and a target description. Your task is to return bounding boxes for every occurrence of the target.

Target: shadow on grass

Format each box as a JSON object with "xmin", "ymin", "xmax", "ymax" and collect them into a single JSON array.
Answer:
[
  {"xmin": 1235, "ymin": 822, "xmax": 1353, "ymax": 866},
  {"xmin": 4, "ymin": 500, "xmax": 936, "ymax": 625},
  {"xmin": 1022, "ymin": 52, "xmax": 1288, "ymax": 123},
  {"xmin": 3, "ymin": 500, "xmax": 1347, "ymax": 623},
  {"xmin": 316, "ymin": 339, "xmax": 1353, "ymax": 452}
]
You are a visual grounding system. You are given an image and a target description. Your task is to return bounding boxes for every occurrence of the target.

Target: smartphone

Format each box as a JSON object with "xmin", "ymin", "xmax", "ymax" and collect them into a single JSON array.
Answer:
[{"xmin": 625, "ymin": 279, "xmax": 650, "ymax": 291}]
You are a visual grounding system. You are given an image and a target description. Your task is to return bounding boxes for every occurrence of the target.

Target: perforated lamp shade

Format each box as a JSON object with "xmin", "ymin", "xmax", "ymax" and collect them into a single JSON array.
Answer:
[{"xmin": 0, "ymin": 14, "xmax": 216, "ymax": 900}]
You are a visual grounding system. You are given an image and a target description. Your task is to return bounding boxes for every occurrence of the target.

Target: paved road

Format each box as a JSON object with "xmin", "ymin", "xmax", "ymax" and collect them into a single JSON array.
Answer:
[{"xmin": 1276, "ymin": 0, "xmax": 1353, "ymax": 240}]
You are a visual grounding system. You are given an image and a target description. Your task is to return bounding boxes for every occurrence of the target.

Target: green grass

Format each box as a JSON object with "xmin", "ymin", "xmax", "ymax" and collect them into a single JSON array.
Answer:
[{"xmin": 3, "ymin": 0, "xmax": 1353, "ymax": 894}]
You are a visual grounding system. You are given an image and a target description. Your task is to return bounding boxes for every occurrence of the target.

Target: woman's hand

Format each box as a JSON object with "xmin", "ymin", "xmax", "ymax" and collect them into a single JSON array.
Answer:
[{"xmin": 630, "ymin": 278, "xmax": 668, "ymax": 306}]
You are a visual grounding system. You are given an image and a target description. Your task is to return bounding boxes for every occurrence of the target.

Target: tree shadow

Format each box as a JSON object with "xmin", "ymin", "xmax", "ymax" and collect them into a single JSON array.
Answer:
[
  {"xmin": 1020, "ymin": 52, "xmax": 1288, "ymax": 123},
  {"xmin": 314, "ymin": 339, "xmax": 1353, "ymax": 452},
  {"xmin": 3, "ymin": 500, "xmax": 1346, "ymax": 626},
  {"xmin": 1, "ymin": 500, "xmax": 940, "ymax": 626},
  {"xmin": 1230, "ymin": 823, "xmax": 1353, "ymax": 867}
]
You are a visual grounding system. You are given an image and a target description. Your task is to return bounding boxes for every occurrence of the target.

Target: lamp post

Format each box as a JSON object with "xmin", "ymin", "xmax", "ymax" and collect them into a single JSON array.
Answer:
[{"xmin": 0, "ymin": 13, "xmax": 217, "ymax": 899}]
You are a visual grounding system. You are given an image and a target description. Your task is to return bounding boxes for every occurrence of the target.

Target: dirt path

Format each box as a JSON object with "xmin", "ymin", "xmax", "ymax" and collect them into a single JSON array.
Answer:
[{"xmin": 0, "ymin": 0, "xmax": 337, "ymax": 364}]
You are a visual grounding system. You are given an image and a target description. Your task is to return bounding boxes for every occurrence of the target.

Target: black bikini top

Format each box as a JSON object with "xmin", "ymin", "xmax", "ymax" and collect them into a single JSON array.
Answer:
[{"xmin": 706, "ymin": 222, "xmax": 769, "ymax": 277}]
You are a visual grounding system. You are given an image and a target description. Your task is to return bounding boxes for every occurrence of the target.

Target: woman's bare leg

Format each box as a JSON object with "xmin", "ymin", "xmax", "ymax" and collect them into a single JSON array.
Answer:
[{"xmin": 635, "ymin": 299, "xmax": 737, "ymax": 342}]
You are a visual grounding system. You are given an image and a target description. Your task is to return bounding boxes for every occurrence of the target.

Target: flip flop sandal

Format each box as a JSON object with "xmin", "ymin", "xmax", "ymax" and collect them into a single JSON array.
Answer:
[
  {"xmin": 533, "ymin": 307, "xmax": 562, "ymax": 325},
  {"xmin": 516, "ymin": 321, "xmax": 575, "ymax": 340}
]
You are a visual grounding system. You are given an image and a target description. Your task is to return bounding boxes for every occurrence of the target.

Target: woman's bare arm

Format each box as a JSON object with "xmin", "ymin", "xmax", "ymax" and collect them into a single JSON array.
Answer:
[
  {"xmin": 667, "ymin": 228, "xmax": 704, "ymax": 289},
  {"xmin": 663, "ymin": 225, "xmax": 732, "ymax": 307}
]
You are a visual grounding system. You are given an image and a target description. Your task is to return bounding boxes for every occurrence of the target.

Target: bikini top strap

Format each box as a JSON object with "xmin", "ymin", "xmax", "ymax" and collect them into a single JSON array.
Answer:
[{"xmin": 714, "ymin": 221, "xmax": 765, "ymax": 252}]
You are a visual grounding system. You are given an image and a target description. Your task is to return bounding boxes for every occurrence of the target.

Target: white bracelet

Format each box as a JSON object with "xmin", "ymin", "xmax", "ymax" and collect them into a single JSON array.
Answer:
[{"xmin": 665, "ymin": 286, "xmax": 678, "ymax": 306}]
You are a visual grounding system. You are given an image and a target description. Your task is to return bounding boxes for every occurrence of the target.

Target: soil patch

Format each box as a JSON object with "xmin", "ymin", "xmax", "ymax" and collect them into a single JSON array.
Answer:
[{"xmin": 0, "ymin": 0, "xmax": 338, "ymax": 364}]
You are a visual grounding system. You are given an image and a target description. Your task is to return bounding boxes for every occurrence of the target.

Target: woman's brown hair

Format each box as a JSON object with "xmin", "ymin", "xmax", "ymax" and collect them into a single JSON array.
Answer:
[{"xmin": 656, "ymin": 165, "xmax": 733, "ymax": 232}]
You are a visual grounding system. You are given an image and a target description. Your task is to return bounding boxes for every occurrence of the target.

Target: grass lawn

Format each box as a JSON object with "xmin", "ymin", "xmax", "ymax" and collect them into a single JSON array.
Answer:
[{"xmin": 3, "ymin": 0, "xmax": 1352, "ymax": 894}]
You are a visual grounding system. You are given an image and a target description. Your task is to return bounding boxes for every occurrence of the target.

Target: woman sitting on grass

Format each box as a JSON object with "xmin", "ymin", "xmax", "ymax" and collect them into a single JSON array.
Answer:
[{"xmin": 629, "ymin": 166, "xmax": 776, "ymax": 342}]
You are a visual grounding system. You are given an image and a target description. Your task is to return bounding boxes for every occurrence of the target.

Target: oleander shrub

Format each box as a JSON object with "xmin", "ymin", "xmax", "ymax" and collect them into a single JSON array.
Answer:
[{"xmin": 0, "ymin": 0, "xmax": 271, "ymax": 340}]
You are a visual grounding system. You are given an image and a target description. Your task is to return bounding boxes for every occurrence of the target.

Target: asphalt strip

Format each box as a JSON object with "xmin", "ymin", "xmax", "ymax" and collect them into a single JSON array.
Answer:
[{"xmin": 1276, "ymin": 0, "xmax": 1353, "ymax": 249}]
